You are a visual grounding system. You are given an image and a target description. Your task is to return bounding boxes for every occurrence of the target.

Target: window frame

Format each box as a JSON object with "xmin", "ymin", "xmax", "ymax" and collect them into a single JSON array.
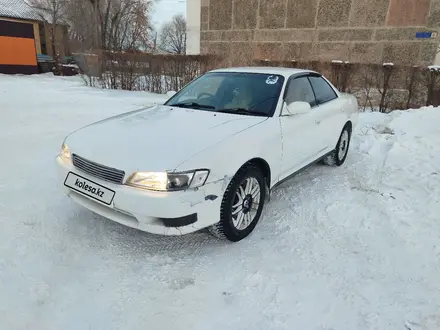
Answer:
[
  {"xmin": 283, "ymin": 74, "xmax": 319, "ymax": 108},
  {"xmin": 282, "ymin": 72, "xmax": 339, "ymax": 115},
  {"xmin": 307, "ymin": 75, "xmax": 339, "ymax": 105}
]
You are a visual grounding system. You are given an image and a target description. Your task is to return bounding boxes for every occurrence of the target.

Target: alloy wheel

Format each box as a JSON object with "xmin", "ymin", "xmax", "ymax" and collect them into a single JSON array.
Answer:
[{"xmin": 231, "ymin": 177, "xmax": 261, "ymax": 230}]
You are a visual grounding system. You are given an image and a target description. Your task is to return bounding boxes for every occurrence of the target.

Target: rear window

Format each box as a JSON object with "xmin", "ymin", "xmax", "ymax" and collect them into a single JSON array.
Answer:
[{"xmin": 308, "ymin": 76, "xmax": 338, "ymax": 104}]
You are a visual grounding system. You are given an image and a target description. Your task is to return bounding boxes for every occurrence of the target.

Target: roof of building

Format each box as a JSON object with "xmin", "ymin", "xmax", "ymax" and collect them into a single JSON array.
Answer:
[
  {"xmin": 0, "ymin": 0, "xmax": 41, "ymax": 21},
  {"xmin": 209, "ymin": 66, "xmax": 317, "ymax": 77}
]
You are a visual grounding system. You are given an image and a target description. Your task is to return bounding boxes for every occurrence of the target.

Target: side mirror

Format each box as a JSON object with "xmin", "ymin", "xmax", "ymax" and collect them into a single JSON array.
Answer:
[
  {"xmin": 282, "ymin": 101, "xmax": 311, "ymax": 116},
  {"xmin": 166, "ymin": 90, "xmax": 177, "ymax": 98}
]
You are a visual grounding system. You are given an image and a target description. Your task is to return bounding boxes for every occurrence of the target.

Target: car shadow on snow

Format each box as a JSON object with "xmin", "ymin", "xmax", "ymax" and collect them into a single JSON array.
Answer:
[{"xmin": 63, "ymin": 206, "xmax": 225, "ymax": 257}]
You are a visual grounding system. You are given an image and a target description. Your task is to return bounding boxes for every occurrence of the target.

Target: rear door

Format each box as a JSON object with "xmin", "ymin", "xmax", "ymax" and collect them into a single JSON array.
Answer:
[{"xmin": 307, "ymin": 75, "xmax": 347, "ymax": 151}]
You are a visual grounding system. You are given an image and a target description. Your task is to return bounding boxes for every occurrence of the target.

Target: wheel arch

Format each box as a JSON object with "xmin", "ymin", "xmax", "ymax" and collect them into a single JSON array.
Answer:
[
  {"xmin": 211, "ymin": 157, "xmax": 270, "ymax": 242},
  {"xmin": 239, "ymin": 157, "xmax": 271, "ymax": 189}
]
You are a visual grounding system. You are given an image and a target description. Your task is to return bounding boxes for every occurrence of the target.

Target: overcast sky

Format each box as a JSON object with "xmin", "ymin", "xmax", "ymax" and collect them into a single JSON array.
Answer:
[{"xmin": 152, "ymin": 0, "xmax": 186, "ymax": 29}]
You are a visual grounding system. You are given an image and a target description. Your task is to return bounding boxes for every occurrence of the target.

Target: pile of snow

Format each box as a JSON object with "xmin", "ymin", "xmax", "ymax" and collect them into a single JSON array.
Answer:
[
  {"xmin": 331, "ymin": 60, "xmax": 350, "ymax": 64},
  {"xmin": 0, "ymin": 74, "xmax": 439, "ymax": 330}
]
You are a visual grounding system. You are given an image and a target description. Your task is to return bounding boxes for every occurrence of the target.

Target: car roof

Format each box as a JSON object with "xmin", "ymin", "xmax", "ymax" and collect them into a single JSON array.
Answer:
[{"xmin": 208, "ymin": 66, "xmax": 318, "ymax": 78}]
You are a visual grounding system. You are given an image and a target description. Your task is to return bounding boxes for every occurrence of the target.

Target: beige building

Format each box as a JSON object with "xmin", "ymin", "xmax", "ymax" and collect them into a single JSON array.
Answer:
[
  {"xmin": 188, "ymin": 0, "xmax": 440, "ymax": 66},
  {"xmin": 187, "ymin": 0, "xmax": 201, "ymax": 54}
]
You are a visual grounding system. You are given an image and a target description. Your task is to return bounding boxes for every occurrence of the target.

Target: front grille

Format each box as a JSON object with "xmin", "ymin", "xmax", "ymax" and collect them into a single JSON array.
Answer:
[{"xmin": 72, "ymin": 154, "xmax": 125, "ymax": 184}]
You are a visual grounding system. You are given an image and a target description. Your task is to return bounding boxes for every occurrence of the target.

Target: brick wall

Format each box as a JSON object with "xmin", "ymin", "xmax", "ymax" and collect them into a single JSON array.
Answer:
[{"xmin": 200, "ymin": 0, "xmax": 440, "ymax": 66}]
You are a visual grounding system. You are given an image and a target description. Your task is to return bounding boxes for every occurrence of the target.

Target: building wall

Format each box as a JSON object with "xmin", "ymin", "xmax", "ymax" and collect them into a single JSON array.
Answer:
[
  {"xmin": 200, "ymin": 0, "xmax": 440, "ymax": 66},
  {"xmin": 0, "ymin": 17, "xmax": 41, "ymax": 54},
  {"xmin": 187, "ymin": 0, "xmax": 201, "ymax": 54},
  {"xmin": 0, "ymin": 18, "xmax": 38, "ymax": 74}
]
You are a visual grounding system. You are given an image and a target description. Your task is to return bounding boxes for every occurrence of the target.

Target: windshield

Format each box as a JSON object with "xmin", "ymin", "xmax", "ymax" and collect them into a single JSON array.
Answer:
[{"xmin": 165, "ymin": 72, "xmax": 285, "ymax": 117}]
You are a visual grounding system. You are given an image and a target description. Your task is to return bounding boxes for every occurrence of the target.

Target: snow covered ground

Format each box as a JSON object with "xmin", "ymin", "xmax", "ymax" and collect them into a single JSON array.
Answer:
[{"xmin": 1, "ymin": 74, "xmax": 439, "ymax": 330}]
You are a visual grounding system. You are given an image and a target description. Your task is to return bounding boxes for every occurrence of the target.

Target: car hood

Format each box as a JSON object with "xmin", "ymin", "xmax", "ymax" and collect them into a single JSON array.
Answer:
[{"xmin": 66, "ymin": 104, "xmax": 267, "ymax": 173}]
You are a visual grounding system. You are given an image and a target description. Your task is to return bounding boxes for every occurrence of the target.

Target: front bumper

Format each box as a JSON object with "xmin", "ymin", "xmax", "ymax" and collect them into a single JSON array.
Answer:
[{"xmin": 56, "ymin": 156, "xmax": 224, "ymax": 235}]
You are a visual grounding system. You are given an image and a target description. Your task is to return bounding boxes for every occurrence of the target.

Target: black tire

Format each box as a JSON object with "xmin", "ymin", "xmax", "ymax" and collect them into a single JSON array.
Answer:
[
  {"xmin": 323, "ymin": 124, "xmax": 352, "ymax": 167},
  {"xmin": 209, "ymin": 164, "xmax": 266, "ymax": 242}
]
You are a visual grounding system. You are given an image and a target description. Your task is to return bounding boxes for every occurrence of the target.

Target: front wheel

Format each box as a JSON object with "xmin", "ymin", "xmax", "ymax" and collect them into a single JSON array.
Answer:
[
  {"xmin": 323, "ymin": 124, "xmax": 351, "ymax": 167},
  {"xmin": 209, "ymin": 165, "xmax": 266, "ymax": 242}
]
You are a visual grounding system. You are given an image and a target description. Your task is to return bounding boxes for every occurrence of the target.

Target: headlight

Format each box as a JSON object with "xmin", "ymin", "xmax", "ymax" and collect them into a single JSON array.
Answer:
[
  {"xmin": 126, "ymin": 170, "xmax": 210, "ymax": 191},
  {"xmin": 60, "ymin": 143, "xmax": 71, "ymax": 162}
]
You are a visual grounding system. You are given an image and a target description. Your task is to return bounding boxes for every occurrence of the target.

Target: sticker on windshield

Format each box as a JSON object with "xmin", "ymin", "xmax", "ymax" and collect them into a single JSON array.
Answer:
[{"xmin": 266, "ymin": 75, "xmax": 279, "ymax": 85}]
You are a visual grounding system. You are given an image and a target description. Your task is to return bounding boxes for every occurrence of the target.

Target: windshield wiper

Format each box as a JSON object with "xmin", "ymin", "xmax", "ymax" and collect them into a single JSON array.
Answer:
[
  {"xmin": 216, "ymin": 108, "xmax": 268, "ymax": 117},
  {"xmin": 170, "ymin": 102, "xmax": 215, "ymax": 110}
]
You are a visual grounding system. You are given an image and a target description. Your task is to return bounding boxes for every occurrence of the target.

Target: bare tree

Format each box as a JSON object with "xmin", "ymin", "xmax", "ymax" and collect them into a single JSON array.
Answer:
[
  {"xmin": 66, "ymin": 1, "xmax": 99, "ymax": 52},
  {"xmin": 405, "ymin": 66, "xmax": 422, "ymax": 109},
  {"xmin": 330, "ymin": 61, "xmax": 357, "ymax": 93},
  {"xmin": 360, "ymin": 65, "xmax": 375, "ymax": 112},
  {"xmin": 25, "ymin": 0, "xmax": 66, "ymax": 74},
  {"xmin": 425, "ymin": 67, "xmax": 440, "ymax": 106},
  {"xmin": 111, "ymin": 0, "xmax": 153, "ymax": 51},
  {"xmin": 67, "ymin": 0, "xmax": 154, "ymax": 53},
  {"xmin": 158, "ymin": 14, "xmax": 187, "ymax": 54},
  {"xmin": 372, "ymin": 63, "xmax": 395, "ymax": 113}
]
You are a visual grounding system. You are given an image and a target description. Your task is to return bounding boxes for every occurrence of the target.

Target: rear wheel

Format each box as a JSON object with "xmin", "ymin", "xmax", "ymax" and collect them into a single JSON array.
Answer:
[
  {"xmin": 209, "ymin": 165, "xmax": 266, "ymax": 242},
  {"xmin": 323, "ymin": 124, "xmax": 351, "ymax": 167}
]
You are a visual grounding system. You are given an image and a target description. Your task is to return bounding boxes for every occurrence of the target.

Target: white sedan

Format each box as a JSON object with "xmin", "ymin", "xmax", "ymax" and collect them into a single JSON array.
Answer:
[{"xmin": 57, "ymin": 67, "xmax": 358, "ymax": 242}]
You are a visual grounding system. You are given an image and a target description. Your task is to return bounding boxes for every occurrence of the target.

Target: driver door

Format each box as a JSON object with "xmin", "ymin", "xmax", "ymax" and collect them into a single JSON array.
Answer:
[{"xmin": 279, "ymin": 76, "xmax": 325, "ymax": 180}]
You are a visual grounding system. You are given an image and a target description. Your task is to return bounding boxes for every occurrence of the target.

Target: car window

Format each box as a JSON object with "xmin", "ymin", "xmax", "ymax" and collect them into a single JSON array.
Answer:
[
  {"xmin": 285, "ymin": 77, "xmax": 316, "ymax": 106},
  {"xmin": 308, "ymin": 76, "xmax": 338, "ymax": 104},
  {"xmin": 178, "ymin": 76, "xmax": 225, "ymax": 102},
  {"xmin": 165, "ymin": 72, "xmax": 285, "ymax": 117}
]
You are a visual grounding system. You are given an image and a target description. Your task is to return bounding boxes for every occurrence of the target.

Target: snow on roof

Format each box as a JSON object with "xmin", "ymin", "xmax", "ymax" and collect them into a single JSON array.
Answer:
[
  {"xmin": 209, "ymin": 66, "xmax": 316, "ymax": 77},
  {"xmin": 0, "ymin": 0, "xmax": 40, "ymax": 21}
]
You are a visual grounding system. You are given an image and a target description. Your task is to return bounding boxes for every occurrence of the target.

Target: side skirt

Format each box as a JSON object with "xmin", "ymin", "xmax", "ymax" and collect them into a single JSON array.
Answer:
[{"xmin": 270, "ymin": 150, "xmax": 334, "ymax": 193}]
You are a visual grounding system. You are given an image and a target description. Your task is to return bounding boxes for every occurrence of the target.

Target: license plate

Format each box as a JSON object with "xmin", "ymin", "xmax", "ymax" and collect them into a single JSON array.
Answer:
[{"xmin": 64, "ymin": 172, "xmax": 115, "ymax": 205}]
